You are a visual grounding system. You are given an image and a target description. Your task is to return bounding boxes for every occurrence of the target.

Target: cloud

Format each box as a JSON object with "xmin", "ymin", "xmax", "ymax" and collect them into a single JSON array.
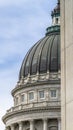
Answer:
[
  {"xmin": 0, "ymin": 0, "xmax": 56, "ymax": 7},
  {"xmin": 0, "ymin": 2, "xmax": 50, "ymax": 71},
  {"xmin": 0, "ymin": 0, "xmax": 24, "ymax": 6},
  {"xmin": 0, "ymin": 65, "xmax": 18, "ymax": 129}
]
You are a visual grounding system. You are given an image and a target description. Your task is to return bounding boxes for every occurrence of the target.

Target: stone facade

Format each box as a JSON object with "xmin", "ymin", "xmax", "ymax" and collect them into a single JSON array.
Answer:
[
  {"xmin": 61, "ymin": 0, "xmax": 73, "ymax": 130},
  {"xmin": 2, "ymin": 73, "xmax": 61, "ymax": 130}
]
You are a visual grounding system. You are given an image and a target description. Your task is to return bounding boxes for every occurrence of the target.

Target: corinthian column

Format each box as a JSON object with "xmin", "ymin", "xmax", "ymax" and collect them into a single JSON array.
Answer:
[
  {"xmin": 43, "ymin": 118, "xmax": 47, "ymax": 130},
  {"xmin": 30, "ymin": 120, "xmax": 34, "ymax": 130},
  {"xmin": 11, "ymin": 124, "xmax": 15, "ymax": 130},
  {"xmin": 5, "ymin": 127, "xmax": 9, "ymax": 130},
  {"xmin": 58, "ymin": 119, "xmax": 61, "ymax": 130},
  {"xmin": 19, "ymin": 122, "xmax": 23, "ymax": 130}
]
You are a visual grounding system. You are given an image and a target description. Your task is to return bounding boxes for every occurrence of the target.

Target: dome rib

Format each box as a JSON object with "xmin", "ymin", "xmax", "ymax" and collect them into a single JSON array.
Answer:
[
  {"xmin": 24, "ymin": 39, "xmax": 43, "ymax": 76},
  {"xmin": 39, "ymin": 36, "xmax": 50, "ymax": 73},
  {"xmin": 57, "ymin": 34, "xmax": 60, "ymax": 70},
  {"xmin": 30, "ymin": 37, "xmax": 48, "ymax": 75},
  {"xmin": 37, "ymin": 36, "xmax": 49, "ymax": 73},
  {"xmin": 48, "ymin": 35, "xmax": 56, "ymax": 71},
  {"xmin": 19, "ymin": 39, "xmax": 42, "ymax": 79},
  {"xmin": 49, "ymin": 35, "xmax": 59, "ymax": 72},
  {"xmin": 46, "ymin": 35, "xmax": 55, "ymax": 71},
  {"xmin": 19, "ymin": 47, "xmax": 32, "ymax": 79},
  {"xmin": 30, "ymin": 37, "xmax": 46, "ymax": 75},
  {"xmin": 49, "ymin": 35, "xmax": 57, "ymax": 72}
]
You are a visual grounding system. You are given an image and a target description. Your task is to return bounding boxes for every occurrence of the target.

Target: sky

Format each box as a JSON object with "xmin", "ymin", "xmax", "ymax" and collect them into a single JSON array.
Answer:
[{"xmin": 0, "ymin": 0, "xmax": 57, "ymax": 129}]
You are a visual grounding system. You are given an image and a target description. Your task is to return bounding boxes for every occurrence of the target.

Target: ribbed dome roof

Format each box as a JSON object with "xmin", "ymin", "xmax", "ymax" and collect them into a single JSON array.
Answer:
[{"xmin": 19, "ymin": 29, "xmax": 60, "ymax": 80}]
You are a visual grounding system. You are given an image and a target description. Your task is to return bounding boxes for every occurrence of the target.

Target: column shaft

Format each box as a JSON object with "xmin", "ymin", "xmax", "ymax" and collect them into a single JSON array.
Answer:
[
  {"xmin": 5, "ymin": 127, "xmax": 9, "ymax": 130},
  {"xmin": 58, "ymin": 119, "xmax": 61, "ymax": 130},
  {"xmin": 11, "ymin": 125, "xmax": 15, "ymax": 130},
  {"xmin": 43, "ymin": 119, "xmax": 47, "ymax": 130},
  {"xmin": 19, "ymin": 122, "xmax": 23, "ymax": 130},
  {"xmin": 30, "ymin": 120, "xmax": 34, "ymax": 130}
]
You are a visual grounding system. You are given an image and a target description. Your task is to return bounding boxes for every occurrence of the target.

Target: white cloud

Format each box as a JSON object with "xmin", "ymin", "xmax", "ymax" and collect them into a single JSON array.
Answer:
[
  {"xmin": 0, "ymin": 66, "xmax": 18, "ymax": 129},
  {"xmin": 1, "ymin": 0, "xmax": 44, "ymax": 6},
  {"xmin": 0, "ymin": 0, "xmax": 24, "ymax": 6},
  {"xmin": 0, "ymin": 0, "xmax": 54, "ymax": 7}
]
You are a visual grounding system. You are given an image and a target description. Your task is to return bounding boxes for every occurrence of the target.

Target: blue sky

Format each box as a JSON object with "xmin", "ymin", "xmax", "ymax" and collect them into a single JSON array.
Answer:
[{"xmin": 0, "ymin": 0, "xmax": 57, "ymax": 129}]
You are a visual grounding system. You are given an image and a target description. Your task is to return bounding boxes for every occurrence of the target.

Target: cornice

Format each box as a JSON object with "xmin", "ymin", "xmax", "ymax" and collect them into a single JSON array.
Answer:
[
  {"xmin": 2, "ymin": 105, "xmax": 61, "ymax": 124},
  {"xmin": 12, "ymin": 79, "xmax": 60, "ymax": 96}
]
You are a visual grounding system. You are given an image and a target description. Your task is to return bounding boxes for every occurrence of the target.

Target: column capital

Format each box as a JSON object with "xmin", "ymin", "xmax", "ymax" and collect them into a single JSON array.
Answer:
[
  {"xmin": 18, "ymin": 121, "xmax": 23, "ymax": 125},
  {"xmin": 10, "ymin": 124, "xmax": 15, "ymax": 130},
  {"xmin": 10, "ymin": 124, "xmax": 14, "ymax": 127},
  {"xmin": 30, "ymin": 119, "xmax": 34, "ymax": 123},
  {"xmin": 19, "ymin": 121, "xmax": 23, "ymax": 130},
  {"xmin": 5, "ymin": 127, "xmax": 9, "ymax": 130},
  {"xmin": 43, "ymin": 118, "xmax": 48, "ymax": 121},
  {"xmin": 30, "ymin": 119, "xmax": 34, "ymax": 130},
  {"xmin": 58, "ymin": 118, "xmax": 61, "ymax": 121}
]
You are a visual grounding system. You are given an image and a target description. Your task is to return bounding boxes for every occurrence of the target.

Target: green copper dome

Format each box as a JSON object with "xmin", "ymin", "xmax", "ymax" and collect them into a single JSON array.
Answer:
[
  {"xmin": 19, "ymin": 31, "xmax": 60, "ymax": 80},
  {"xmin": 19, "ymin": 0, "xmax": 60, "ymax": 80}
]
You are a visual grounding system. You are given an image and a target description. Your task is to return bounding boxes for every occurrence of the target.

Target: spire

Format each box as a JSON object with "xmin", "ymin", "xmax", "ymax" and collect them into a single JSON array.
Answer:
[
  {"xmin": 58, "ymin": 0, "xmax": 60, "ymax": 4},
  {"xmin": 51, "ymin": 0, "xmax": 60, "ymax": 25},
  {"xmin": 51, "ymin": 0, "xmax": 60, "ymax": 18},
  {"xmin": 46, "ymin": 0, "xmax": 60, "ymax": 36}
]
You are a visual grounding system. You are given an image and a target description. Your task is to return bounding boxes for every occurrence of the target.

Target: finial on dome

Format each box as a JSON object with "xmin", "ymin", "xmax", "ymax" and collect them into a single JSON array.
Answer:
[
  {"xmin": 58, "ymin": 0, "xmax": 60, "ymax": 4},
  {"xmin": 46, "ymin": 0, "xmax": 60, "ymax": 35},
  {"xmin": 51, "ymin": 0, "xmax": 60, "ymax": 17}
]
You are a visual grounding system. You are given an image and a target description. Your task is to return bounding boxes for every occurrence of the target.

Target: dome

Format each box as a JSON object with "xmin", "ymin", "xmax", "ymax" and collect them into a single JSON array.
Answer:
[
  {"xmin": 19, "ymin": 26, "xmax": 60, "ymax": 80},
  {"xmin": 19, "ymin": 0, "xmax": 60, "ymax": 81}
]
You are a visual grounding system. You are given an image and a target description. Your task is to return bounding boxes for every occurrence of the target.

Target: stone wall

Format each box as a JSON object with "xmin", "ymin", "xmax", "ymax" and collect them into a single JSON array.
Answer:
[{"xmin": 61, "ymin": 0, "xmax": 73, "ymax": 130}]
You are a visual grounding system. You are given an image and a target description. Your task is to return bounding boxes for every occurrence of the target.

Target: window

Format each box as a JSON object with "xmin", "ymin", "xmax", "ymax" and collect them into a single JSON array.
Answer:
[
  {"xmin": 15, "ymin": 97, "xmax": 18, "ymax": 105},
  {"xmin": 56, "ymin": 18, "xmax": 58, "ymax": 24},
  {"xmin": 29, "ymin": 92, "xmax": 34, "ymax": 100},
  {"xmin": 21, "ymin": 94, "xmax": 25, "ymax": 102},
  {"xmin": 39, "ymin": 90, "xmax": 44, "ymax": 99},
  {"xmin": 51, "ymin": 90, "xmax": 56, "ymax": 98}
]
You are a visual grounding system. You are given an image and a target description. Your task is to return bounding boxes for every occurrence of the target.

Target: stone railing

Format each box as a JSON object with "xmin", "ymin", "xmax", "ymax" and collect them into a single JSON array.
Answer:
[{"xmin": 7, "ymin": 101, "xmax": 61, "ymax": 113}]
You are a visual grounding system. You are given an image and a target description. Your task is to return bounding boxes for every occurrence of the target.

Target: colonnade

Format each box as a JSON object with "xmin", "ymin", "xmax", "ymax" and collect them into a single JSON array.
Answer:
[{"xmin": 6, "ymin": 118, "xmax": 61, "ymax": 130}]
